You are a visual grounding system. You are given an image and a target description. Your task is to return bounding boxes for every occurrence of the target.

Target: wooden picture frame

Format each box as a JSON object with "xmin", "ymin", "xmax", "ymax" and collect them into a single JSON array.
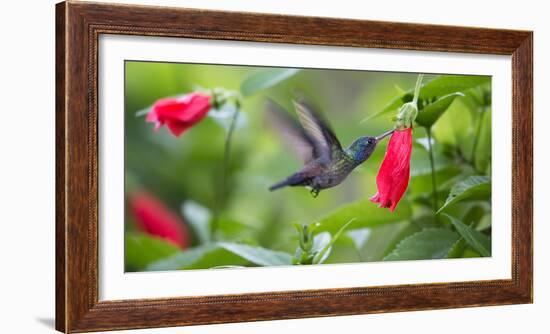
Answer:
[{"xmin": 56, "ymin": 1, "xmax": 533, "ymax": 332}]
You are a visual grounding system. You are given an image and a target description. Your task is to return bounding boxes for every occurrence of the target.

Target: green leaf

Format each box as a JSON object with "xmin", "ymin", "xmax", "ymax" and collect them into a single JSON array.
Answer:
[
  {"xmin": 365, "ymin": 75, "xmax": 490, "ymax": 121},
  {"xmin": 361, "ymin": 222, "xmax": 412, "ymax": 261},
  {"xmin": 474, "ymin": 110, "xmax": 492, "ymax": 172},
  {"xmin": 316, "ymin": 197, "xmax": 411, "ymax": 234},
  {"xmin": 443, "ymin": 214, "xmax": 491, "ymax": 257},
  {"xmin": 240, "ymin": 68, "xmax": 300, "ymax": 96},
  {"xmin": 462, "ymin": 205, "xmax": 487, "ymax": 228},
  {"xmin": 217, "ymin": 242, "xmax": 293, "ymax": 266},
  {"xmin": 125, "ymin": 233, "xmax": 180, "ymax": 271},
  {"xmin": 181, "ymin": 201, "xmax": 211, "ymax": 244},
  {"xmin": 417, "ymin": 75, "xmax": 490, "ymax": 100},
  {"xmin": 383, "ymin": 228, "xmax": 461, "ymax": 261},
  {"xmin": 463, "ymin": 248, "xmax": 482, "ymax": 258},
  {"xmin": 214, "ymin": 219, "xmax": 257, "ymax": 242},
  {"xmin": 437, "ymin": 176, "xmax": 491, "ymax": 213},
  {"xmin": 147, "ymin": 243, "xmax": 241, "ymax": 271},
  {"xmin": 415, "ymin": 92, "xmax": 464, "ymax": 128},
  {"xmin": 313, "ymin": 219, "xmax": 355, "ymax": 264},
  {"xmin": 446, "ymin": 238, "xmax": 467, "ymax": 258},
  {"xmin": 476, "ymin": 214, "xmax": 492, "ymax": 231},
  {"xmin": 147, "ymin": 242, "xmax": 292, "ymax": 271}
]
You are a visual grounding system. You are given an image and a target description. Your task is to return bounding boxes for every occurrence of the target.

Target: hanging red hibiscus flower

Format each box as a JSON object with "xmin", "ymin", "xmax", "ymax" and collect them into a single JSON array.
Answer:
[
  {"xmin": 146, "ymin": 92, "xmax": 212, "ymax": 137},
  {"xmin": 130, "ymin": 192, "xmax": 189, "ymax": 249},
  {"xmin": 370, "ymin": 127, "xmax": 413, "ymax": 211},
  {"xmin": 371, "ymin": 74, "xmax": 423, "ymax": 212}
]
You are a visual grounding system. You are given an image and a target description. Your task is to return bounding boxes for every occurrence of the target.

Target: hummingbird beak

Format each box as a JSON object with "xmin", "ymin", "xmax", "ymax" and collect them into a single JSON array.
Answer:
[{"xmin": 375, "ymin": 129, "xmax": 395, "ymax": 142}]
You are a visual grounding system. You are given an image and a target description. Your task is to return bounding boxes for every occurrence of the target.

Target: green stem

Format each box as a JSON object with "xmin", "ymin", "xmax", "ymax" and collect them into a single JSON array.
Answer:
[
  {"xmin": 426, "ymin": 127, "xmax": 438, "ymax": 213},
  {"xmin": 412, "ymin": 74, "xmax": 437, "ymax": 213},
  {"xmin": 413, "ymin": 74, "xmax": 424, "ymax": 105},
  {"xmin": 212, "ymin": 102, "xmax": 241, "ymax": 236}
]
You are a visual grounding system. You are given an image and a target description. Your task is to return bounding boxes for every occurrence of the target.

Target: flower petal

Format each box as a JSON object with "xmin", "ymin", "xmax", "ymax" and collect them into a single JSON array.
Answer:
[
  {"xmin": 165, "ymin": 120, "xmax": 194, "ymax": 137},
  {"xmin": 371, "ymin": 128, "xmax": 412, "ymax": 212},
  {"xmin": 130, "ymin": 192, "xmax": 189, "ymax": 248},
  {"xmin": 146, "ymin": 93, "xmax": 212, "ymax": 137},
  {"xmin": 173, "ymin": 93, "xmax": 211, "ymax": 122}
]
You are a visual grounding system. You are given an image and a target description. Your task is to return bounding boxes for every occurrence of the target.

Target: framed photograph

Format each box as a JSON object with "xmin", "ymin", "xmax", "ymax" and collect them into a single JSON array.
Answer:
[{"xmin": 56, "ymin": 1, "xmax": 532, "ymax": 332}]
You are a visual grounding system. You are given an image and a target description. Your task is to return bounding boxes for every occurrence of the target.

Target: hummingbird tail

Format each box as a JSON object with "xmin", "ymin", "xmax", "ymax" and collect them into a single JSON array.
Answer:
[
  {"xmin": 269, "ymin": 179, "xmax": 291, "ymax": 191},
  {"xmin": 269, "ymin": 173, "xmax": 308, "ymax": 191}
]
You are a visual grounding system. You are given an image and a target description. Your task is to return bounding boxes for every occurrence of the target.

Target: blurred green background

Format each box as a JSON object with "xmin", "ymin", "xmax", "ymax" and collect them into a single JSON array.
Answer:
[{"xmin": 124, "ymin": 61, "xmax": 492, "ymax": 272}]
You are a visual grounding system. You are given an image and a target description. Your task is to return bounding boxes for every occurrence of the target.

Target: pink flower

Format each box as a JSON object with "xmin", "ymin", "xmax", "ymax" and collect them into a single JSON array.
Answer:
[
  {"xmin": 146, "ymin": 93, "xmax": 211, "ymax": 137},
  {"xmin": 370, "ymin": 128, "xmax": 413, "ymax": 211},
  {"xmin": 130, "ymin": 192, "xmax": 189, "ymax": 248}
]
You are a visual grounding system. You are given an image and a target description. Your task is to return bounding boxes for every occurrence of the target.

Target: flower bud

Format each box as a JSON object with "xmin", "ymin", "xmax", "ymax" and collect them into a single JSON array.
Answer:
[{"xmin": 395, "ymin": 101, "xmax": 418, "ymax": 130}]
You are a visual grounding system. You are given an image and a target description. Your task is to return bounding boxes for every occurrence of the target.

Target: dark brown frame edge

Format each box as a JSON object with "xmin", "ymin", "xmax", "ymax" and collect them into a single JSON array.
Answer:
[{"xmin": 55, "ymin": 1, "xmax": 533, "ymax": 332}]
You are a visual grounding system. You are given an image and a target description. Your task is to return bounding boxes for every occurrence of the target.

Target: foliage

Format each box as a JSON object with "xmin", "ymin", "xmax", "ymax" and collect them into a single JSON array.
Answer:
[
  {"xmin": 316, "ymin": 197, "xmax": 412, "ymax": 233},
  {"xmin": 415, "ymin": 93, "xmax": 464, "ymax": 127},
  {"xmin": 443, "ymin": 214, "xmax": 491, "ymax": 257},
  {"xmin": 240, "ymin": 68, "xmax": 300, "ymax": 96},
  {"xmin": 292, "ymin": 219, "xmax": 356, "ymax": 265},
  {"xmin": 383, "ymin": 228, "xmax": 460, "ymax": 261},
  {"xmin": 147, "ymin": 242, "xmax": 293, "ymax": 270},
  {"xmin": 437, "ymin": 176, "xmax": 491, "ymax": 213},
  {"xmin": 125, "ymin": 61, "xmax": 492, "ymax": 272},
  {"xmin": 125, "ymin": 233, "xmax": 180, "ymax": 271}
]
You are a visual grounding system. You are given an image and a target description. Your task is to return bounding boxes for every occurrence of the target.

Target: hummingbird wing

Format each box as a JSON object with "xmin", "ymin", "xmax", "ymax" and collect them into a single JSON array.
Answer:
[
  {"xmin": 292, "ymin": 96, "xmax": 342, "ymax": 163},
  {"xmin": 265, "ymin": 99, "xmax": 317, "ymax": 163}
]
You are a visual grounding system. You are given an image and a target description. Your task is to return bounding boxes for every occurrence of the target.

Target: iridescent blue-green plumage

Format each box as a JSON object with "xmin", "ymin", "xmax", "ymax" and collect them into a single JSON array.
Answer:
[{"xmin": 267, "ymin": 96, "xmax": 392, "ymax": 197}]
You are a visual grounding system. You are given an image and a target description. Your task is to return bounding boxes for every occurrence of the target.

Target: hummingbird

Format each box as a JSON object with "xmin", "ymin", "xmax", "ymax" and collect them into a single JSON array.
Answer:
[{"xmin": 266, "ymin": 96, "xmax": 394, "ymax": 197}]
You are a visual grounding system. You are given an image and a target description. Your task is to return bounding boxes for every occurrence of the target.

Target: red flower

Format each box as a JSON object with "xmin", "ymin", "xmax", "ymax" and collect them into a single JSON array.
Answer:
[
  {"xmin": 146, "ymin": 93, "xmax": 211, "ymax": 137},
  {"xmin": 130, "ymin": 192, "xmax": 189, "ymax": 248},
  {"xmin": 370, "ymin": 128, "xmax": 413, "ymax": 211}
]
